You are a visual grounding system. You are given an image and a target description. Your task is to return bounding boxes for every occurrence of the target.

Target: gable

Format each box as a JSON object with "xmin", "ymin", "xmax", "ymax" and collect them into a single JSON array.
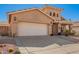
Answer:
[
  {"xmin": 41, "ymin": 6, "xmax": 63, "ymax": 13},
  {"xmin": 9, "ymin": 9, "xmax": 53, "ymax": 24}
]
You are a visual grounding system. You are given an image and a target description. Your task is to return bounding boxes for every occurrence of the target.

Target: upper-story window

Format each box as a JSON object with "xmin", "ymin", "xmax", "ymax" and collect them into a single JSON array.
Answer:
[
  {"xmin": 48, "ymin": 10, "xmax": 53, "ymax": 16},
  {"xmin": 49, "ymin": 11, "xmax": 52, "ymax": 16},
  {"xmin": 14, "ymin": 17, "xmax": 16, "ymax": 21},
  {"xmin": 48, "ymin": 10, "xmax": 58, "ymax": 17},
  {"xmin": 57, "ymin": 13, "xmax": 59, "ymax": 17},
  {"xmin": 53, "ymin": 12, "xmax": 55, "ymax": 16},
  {"xmin": 48, "ymin": 10, "xmax": 56, "ymax": 17}
]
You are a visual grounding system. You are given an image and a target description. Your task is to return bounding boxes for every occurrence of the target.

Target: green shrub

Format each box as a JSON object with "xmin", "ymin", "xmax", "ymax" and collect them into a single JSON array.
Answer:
[
  {"xmin": 63, "ymin": 29, "xmax": 70, "ymax": 36},
  {"xmin": 64, "ymin": 30, "xmax": 76, "ymax": 36}
]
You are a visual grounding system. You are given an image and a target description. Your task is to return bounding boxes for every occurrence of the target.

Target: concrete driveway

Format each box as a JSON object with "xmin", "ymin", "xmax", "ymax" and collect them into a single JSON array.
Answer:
[
  {"xmin": 15, "ymin": 36, "xmax": 76, "ymax": 47},
  {"xmin": 14, "ymin": 36, "xmax": 79, "ymax": 54}
]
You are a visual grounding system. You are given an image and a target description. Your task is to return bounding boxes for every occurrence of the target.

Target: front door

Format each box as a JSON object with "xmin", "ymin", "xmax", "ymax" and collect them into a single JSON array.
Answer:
[{"xmin": 52, "ymin": 23, "xmax": 58, "ymax": 35}]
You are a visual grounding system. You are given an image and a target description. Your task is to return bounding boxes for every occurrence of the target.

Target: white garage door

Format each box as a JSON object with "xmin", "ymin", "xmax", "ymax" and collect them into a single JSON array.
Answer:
[{"xmin": 17, "ymin": 22, "xmax": 48, "ymax": 36}]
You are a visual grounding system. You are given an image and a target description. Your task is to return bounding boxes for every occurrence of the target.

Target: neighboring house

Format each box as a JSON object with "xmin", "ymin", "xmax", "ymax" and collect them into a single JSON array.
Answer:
[
  {"xmin": 8, "ymin": 6, "xmax": 72, "ymax": 36},
  {"xmin": 72, "ymin": 22, "xmax": 79, "ymax": 35},
  {"xmin": 0, "ymin": 23, "xmax": 9, "ymax": 36}
]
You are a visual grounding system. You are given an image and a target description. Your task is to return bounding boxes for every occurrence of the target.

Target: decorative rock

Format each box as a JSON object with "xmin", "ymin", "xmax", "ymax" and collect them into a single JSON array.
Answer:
[{"xmin": 0, "ymin": 44, "xmax": 18, "ymax": 54}]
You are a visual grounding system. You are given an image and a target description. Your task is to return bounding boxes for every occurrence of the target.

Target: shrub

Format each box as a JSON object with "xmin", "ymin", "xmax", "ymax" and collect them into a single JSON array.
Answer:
[
  {"xmin": 50, "ymin": 34, "xmax": 53, "ymax": 36},
  {"xmin": 58, "ymin": 32, "xmax": 62, "ymax": 35},
  {"xmin": 8, "ymin": 48, "xmax": 14, "ymax": 53},
  {"xmin": 14, "ymin": 51, "xmax": 20, "ymax": 54},
  {"xmin": 63, "ymin": 29, "xmax": 70, "ymax": 36}
]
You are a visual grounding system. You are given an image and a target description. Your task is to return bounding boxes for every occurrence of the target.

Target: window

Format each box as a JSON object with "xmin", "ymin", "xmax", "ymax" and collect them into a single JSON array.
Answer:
[
  {"xmin": 53, "ymin": 12, "xmax": 55, "ymax": 16},
  {"xmin": 14, "ymin": 17, "xmax": 16, "ymax": 21},
  {"xmin": 57, "ymin": 14, "xmax": 59, "ymax": 17},
  {"xmin": 49, "ymin": 12, "xmax": 52, "ymax": 16}
]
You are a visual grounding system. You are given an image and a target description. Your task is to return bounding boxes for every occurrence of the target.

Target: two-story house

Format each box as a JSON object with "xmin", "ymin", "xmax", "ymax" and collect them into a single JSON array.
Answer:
[{"xmin": 8, "ymin": 6, "xmax": 72, "ymax": 36}]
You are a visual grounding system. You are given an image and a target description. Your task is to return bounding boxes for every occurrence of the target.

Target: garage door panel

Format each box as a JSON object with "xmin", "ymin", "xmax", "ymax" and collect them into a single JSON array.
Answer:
[{"xmin": 17, "ymin": 22, "xmax": 48, "ymax": 36}]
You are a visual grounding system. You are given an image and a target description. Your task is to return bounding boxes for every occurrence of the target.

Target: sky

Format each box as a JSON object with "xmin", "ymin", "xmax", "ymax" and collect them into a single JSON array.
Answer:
[{"xmin": 0, "ymin": 4, "xmax": 79, "ymax": 22}]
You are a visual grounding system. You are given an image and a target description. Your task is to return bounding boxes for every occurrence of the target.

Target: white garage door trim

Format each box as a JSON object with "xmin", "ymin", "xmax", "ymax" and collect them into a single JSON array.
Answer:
[{"xmin": 17, "ymin": 22, "xmax": 48, "ymax": 36}]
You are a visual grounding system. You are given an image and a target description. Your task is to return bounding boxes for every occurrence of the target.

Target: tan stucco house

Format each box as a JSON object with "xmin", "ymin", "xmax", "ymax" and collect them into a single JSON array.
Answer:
[
  {"xmin": 8, "ymin": 6, "xmax": 72, "ymax": 36},
  {"xmin": 72, "ymin": 22, "xmax": 79, "ymax": 35}
]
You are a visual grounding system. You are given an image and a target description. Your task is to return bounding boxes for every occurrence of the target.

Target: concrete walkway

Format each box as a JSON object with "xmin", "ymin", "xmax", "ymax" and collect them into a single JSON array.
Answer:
[
  {"xmin": 32, "ymin": 43, "xmax": 79, "ymax": 54},
  {"xmin": 15, "ymin": 36, "xmax": 79, "ymax": 54}
]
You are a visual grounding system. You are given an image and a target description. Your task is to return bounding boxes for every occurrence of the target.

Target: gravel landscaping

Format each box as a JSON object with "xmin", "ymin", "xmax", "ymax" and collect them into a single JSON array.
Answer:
[{"xmin": 0, "ymin": 36, "xmax": 20, "ymax": 54}]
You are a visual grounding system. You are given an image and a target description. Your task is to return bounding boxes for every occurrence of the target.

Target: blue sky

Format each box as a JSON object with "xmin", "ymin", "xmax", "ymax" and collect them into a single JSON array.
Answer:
[{"xmin": 0, "ymin": 4, "xmax": 79, "ymax": 22}]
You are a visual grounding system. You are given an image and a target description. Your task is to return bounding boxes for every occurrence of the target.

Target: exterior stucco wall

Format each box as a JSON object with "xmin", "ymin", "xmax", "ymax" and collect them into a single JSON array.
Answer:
[
  {"xmin": 41, "ymin": 7, "xmax": 62, "ymax": 21},
  {"xmin": 72, "ymin": 22, "xmax": 79, "ymax": 35},
  {"xmin": 72, "ymin": 26, "xmax": 79, "ymax": 35}
]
